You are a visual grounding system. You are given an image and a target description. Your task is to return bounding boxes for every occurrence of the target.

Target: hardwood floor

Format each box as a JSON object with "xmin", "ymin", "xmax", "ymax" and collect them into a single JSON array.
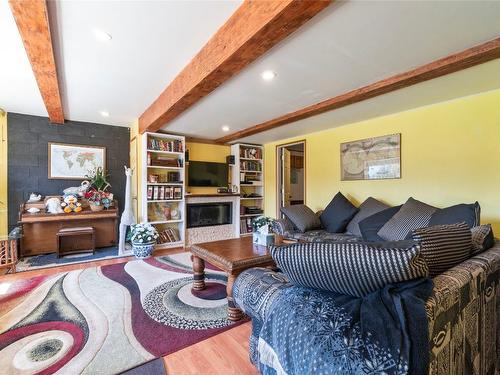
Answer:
[
  {"xmin": 165, "ymin": 322, "xmax": 258, "ymax": 375},
  {"xmin": 0, "ymin": 247, "xmax": 258, "ymax": 375}
]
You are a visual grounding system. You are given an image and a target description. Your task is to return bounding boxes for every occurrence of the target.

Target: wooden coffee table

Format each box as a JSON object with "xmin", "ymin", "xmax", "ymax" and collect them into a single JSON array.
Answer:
[{"xmin": 190, "ymin": 236, "xmax": 275, "ymax": 321}]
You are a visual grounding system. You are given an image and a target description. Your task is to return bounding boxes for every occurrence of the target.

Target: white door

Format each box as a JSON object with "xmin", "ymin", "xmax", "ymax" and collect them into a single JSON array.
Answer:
[{"xmin": 281, "ymin": 148, "xmax": 292, "ymax": 208}]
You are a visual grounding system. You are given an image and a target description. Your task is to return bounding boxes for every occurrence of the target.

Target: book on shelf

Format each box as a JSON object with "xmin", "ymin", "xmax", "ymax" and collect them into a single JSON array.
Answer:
[
  {"xmin": 148, "ymin": 138, "xmax": 183, "ymax": 153},
  {"xmin": 158, "ymin": 228, "xmax": 181, "ymax": 243},
  {"xmin": 158, "ymin": 186, "xmax": 165, "ymax": 200},
  {"xmin": 147, "ymin": 186, "xmax": 153, "ymax": 200},
  {"xmin": 240, "ymin": 147, "xmax": 262, "ymax": 160},
  {"xmin": 240, "ymin": 218, "xmax": 254, "ymax": 234},
  {"xmin": 240, "ymin": 160, "xmax": 262, "ymax": 171}
]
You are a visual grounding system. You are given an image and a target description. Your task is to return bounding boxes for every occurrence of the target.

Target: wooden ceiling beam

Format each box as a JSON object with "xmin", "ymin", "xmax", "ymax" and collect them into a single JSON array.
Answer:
[
  {"xmin": 139, "ymin": 0, "xmax": 332, "ymax": 134},
  {"xmin": 9, "ymin": 0, "xmax": 64, "ymax": 124},
  {"xmin": 216, "ymin": 37, "xmax": 500, "ymax": 143}
]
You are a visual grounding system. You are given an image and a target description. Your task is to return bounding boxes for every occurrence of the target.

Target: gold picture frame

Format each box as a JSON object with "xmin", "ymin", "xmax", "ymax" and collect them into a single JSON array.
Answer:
[
  {"xmin": 48, "ymin": 142, "xmax": 106, "ymax": 180},
  {"xmin": 340, "ymin": 134, "xmax": 401, "ymax": 181}
]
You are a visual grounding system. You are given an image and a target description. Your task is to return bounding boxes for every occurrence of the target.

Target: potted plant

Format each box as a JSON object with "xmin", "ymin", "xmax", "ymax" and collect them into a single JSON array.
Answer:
[
  {"xmin": 252, "ymin": 216, "xmax": 275, "ymax": 246},
  {"xmin": 130, "ymin": 223, "xmax": 159, "ymax": 258},
  {"xmin": 85, "ymin": 167, "xmax": 112, "ymax": 211}
]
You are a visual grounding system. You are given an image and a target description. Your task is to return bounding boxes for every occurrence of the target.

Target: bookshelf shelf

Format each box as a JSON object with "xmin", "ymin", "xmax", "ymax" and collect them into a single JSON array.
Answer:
[
  {"xmin": 147, "ymin": 149, "xmax": 184, "ymax": 156},
  {"xmin": 147, "ymin": 166, "xmax": 183, "ymax": 170},
  {"xmin": 147, "ymin": 199, "xmax": 183, "ymax": 203},
  {"xmin": 142, "ymin": 132, "xmax": 186, "ymax": 250},
  {"xmin": 231, "ymin": 143, "xmax": 264, "ymax": 236},
  {"xmin": 149, "ymin": 219, "xmax": 183, "ymax": 225}
]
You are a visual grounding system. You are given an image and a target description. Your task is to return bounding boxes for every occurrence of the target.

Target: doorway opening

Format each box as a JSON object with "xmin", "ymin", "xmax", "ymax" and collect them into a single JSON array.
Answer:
[{"xmin": 276, "ymin": 140, "xmax": 306, "ymax": 217}]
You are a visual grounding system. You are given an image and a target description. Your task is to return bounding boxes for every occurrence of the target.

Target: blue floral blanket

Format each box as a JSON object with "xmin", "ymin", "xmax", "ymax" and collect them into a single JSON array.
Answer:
[{"xmin": 234, "ymin": 269, "xmax": 433, "ymax": 375}]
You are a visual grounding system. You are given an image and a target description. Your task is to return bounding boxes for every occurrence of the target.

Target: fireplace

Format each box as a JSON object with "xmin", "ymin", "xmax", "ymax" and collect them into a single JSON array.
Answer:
[{"xmin": 187, "ymin": 202, "xmax": 232, "ymax": 228}]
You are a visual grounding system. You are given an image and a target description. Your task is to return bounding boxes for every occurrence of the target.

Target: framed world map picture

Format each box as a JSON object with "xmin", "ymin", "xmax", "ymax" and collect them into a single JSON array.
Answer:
[
  {"xmin": 341, "ymin": 134, "xmax": 400, "ymax": 181},
  {"xmin": 48, "ymin": 142, "xmax": 106, "ymax": 179}
]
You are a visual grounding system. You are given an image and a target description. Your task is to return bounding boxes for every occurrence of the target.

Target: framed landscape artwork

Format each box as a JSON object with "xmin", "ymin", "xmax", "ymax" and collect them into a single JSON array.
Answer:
[
  {"xmin": 48, "ymin": 142, "xmax": 106, "ymax": 179},
  {"xmin": 340, "ymin": 134, "xmax": 401, "ymax": 181}
]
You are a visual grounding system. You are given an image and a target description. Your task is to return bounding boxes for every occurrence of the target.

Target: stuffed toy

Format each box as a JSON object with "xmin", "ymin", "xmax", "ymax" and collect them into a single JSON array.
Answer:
[
  {"xmin": 46, "ymin": 197, "xmax": 63, "ymax": 214},
  {"xmin": 61, "ymin": 194, "xmax": 82, "ymax": 213}
]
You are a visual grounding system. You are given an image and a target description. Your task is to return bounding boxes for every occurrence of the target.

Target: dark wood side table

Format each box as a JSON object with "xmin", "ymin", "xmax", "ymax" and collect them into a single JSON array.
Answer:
[{"xmin": 190, "ymin": 236, "xmax": 275, "ymax": 321}]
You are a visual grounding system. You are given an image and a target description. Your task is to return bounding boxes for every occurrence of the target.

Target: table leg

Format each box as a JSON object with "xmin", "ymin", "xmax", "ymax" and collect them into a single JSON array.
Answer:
[
  {"xmin": 192, "ymin": 255, "xmax": 206, "ymax": 291},
  {"xmin": 227, "ymin": 273, "xmax": 243, "ymax": 321}
]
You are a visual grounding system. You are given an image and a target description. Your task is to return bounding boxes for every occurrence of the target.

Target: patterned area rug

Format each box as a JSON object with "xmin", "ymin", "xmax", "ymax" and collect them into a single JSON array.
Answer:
[
  {"xmin": 0, "ymin": 252, "xmax": 245, "ymax": 374},
  {"xmin": 16, "ymin": 246, "xmax": 128, "ymax": 273}
]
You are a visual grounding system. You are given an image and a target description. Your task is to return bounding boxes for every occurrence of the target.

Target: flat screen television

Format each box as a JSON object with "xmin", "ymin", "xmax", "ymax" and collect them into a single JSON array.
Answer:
[{"xmin": 188, "ymin": 161, "xmax": 228, "ymax": 187}]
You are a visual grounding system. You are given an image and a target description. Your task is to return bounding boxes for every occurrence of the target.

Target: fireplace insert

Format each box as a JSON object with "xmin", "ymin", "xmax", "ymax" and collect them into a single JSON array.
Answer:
[{"xmin": 187, "ymin": 202, "xmax": 232, "ymax": 228}]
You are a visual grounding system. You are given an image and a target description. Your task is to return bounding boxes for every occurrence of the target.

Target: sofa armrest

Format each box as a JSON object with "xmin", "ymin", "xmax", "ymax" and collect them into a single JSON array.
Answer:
[
  {"xmin": 233, "ymin": 268, "xmax": 289, "ymax": 322},
  {"xmin": 271, "ymin": 217, "xmax": 295, "ymax": 236},
  {"xmin": 233, "ymin": 268, "xmax": 290, "ymax": 365},
  {"xmin": 426, "ymin": 242, "xmax": 500, "ymax": 374}
]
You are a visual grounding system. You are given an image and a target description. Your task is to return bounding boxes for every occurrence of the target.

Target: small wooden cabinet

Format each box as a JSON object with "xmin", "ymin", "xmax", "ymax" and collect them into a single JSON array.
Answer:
[{"xmin": 19, "ymin": 203, "xmax": 118, "ymax": 257}]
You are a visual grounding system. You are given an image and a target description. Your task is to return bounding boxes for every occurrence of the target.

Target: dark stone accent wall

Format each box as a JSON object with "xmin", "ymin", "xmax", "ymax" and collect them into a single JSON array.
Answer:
[{"xmin": 7, "ymin": 113, "xmax": 129, "ymax": 230}]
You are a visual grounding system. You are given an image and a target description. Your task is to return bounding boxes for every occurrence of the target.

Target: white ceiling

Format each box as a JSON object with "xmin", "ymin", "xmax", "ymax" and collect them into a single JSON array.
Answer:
[
  {"xmin": 164, "ymin": 1, "xmax": 500, "ymax": 141},
  {"xmin": 1, "ymin": 0, "xmax": 499, "ymax": 139},
  {"xmin": 239, "ymin": 59, "xmax": 500, "ymax": 144},
  {"xmin": 0, "ymin": 0, "xmax": 241, "ymax": 125},
  {"xmin": 0, "ymin": 0, "xmax": 46, "ymax": 116}
]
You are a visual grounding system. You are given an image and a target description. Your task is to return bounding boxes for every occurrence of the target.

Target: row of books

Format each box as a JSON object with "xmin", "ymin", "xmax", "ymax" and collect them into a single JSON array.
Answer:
[
  {"xmin": 158, "ymin": 228, "xmax": 181, "ymax": 243},
  {"xmin": 240, "ymin": 147, "xmax": 262, "ymax": 160},
  {"xmin": 240, "ymin": 218, "xmax": 254, "ymax": 234},
  {"xmin": 147, "ymin": 186, "xmax": 182, "ymax": 200},
  {"xmin": 148, "ymin": 138, "xmax": 183, "ymax": 152},
  {"xmin": 240, "ymin": 160, "xmax": 262, "ymax": 171}
]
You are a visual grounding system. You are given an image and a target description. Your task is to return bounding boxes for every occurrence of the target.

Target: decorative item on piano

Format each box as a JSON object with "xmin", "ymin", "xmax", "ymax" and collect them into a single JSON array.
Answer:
[{"xmin": 85, "ymin": 167, "xmax": 113, "ymax": 211}]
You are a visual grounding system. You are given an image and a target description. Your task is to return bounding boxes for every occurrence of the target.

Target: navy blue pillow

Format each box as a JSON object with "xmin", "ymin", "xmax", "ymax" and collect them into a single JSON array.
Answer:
[
  {"xmin": 429, "ymin": 202, "xmax": 480, "ymax": 228},
  {"xmin": 319, "ymin": 192, "xmax": 358, "ymax": 233},
  {"xmin": 358, "ymin": 205, "xmax": 402, "ymax": 241}
]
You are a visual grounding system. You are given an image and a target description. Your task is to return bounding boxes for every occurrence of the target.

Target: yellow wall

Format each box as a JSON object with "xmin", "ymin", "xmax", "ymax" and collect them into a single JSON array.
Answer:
[
  {"xmin": 130, "ymin": 120, "xmax": 145, "ymax": 221},
  {"xmin": 186, "ymin": 142, "xmax": 230, "ymax": 194},
  {"xmin": 0, "ymin": 111, "xmax": 7, "ymax": 236},
  {"xmin": 264, "ymin": 89, "xmax": 500, "ymax": 233}
]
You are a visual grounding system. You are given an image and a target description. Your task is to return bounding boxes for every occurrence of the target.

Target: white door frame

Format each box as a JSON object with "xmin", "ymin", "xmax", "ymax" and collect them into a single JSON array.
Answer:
[{"xmin": 276, "ymin": 140, "xmax": 306, "ymax": 217}]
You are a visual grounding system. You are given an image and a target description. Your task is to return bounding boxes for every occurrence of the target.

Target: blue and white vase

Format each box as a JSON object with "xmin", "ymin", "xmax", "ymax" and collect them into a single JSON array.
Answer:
[{"xmin": 132, "ymin": 241, "xmax": 155, "ymax": 259}]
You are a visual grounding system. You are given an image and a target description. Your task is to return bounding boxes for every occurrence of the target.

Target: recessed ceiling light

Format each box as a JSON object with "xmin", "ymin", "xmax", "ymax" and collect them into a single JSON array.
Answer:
[
  {"xmin": 261, "ymin": 70, "xmax": 277, "ymax": 81},
  {"xmin": 93, "ymin": 29, "xmax": 112, "ymax": 42},
  {"xmin": 99, "ymin": 111, "xmax": 110, "ymax": 117},
  {"xmin": 222, "ymin": 125, "xmax": 230, "ymax": 132}
]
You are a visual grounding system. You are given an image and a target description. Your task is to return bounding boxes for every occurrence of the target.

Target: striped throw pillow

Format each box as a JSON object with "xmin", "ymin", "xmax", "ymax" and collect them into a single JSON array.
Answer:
[
  {"xmin": 377, "ymin": 197, "xmax": 437, "ymax": 241},
  {"xmin": 471, "ymin": 224, "xmax": 494, "ymax": 255},
  {"xmin": 270, "ymin": 241, "xmax": 428, "ymax": 297},
  {"xmin": 412, "ymin": 222, "xmax": 472, "ymax": 277}
]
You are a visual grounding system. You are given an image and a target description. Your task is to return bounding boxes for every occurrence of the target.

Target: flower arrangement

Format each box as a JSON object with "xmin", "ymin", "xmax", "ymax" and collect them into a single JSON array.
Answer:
[
  {"xmin": 84, "ymin": 167, "xmax": 113, "ymax": 208},
  {"xmin": 252, "ymin": 216, "xmax": 275, "ymax": 234},
  {"xmin": 130, "ymin": 223, "xmax": 159, "ymax": 244}
]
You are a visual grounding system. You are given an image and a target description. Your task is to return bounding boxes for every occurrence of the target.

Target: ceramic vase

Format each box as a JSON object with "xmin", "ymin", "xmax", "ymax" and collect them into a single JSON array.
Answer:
[{"xmin": 132, "ymin": 241, "xmax": 155, "ymax": 259}]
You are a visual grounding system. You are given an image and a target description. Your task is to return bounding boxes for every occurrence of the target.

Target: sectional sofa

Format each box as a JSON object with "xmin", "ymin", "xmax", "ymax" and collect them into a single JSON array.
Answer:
[{"xmin": 234, "ymin": 194, "xmax": 499, "ymax": 374}]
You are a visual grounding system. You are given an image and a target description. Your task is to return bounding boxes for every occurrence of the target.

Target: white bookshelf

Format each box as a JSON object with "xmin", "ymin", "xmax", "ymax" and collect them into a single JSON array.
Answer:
[
  {"xmin": 142, "ymin": 132, "xmax": 186, "ymax": 249},
  {"xmin": 230, "ymin": 143, "xmax": 264, "ymax": 237}
]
